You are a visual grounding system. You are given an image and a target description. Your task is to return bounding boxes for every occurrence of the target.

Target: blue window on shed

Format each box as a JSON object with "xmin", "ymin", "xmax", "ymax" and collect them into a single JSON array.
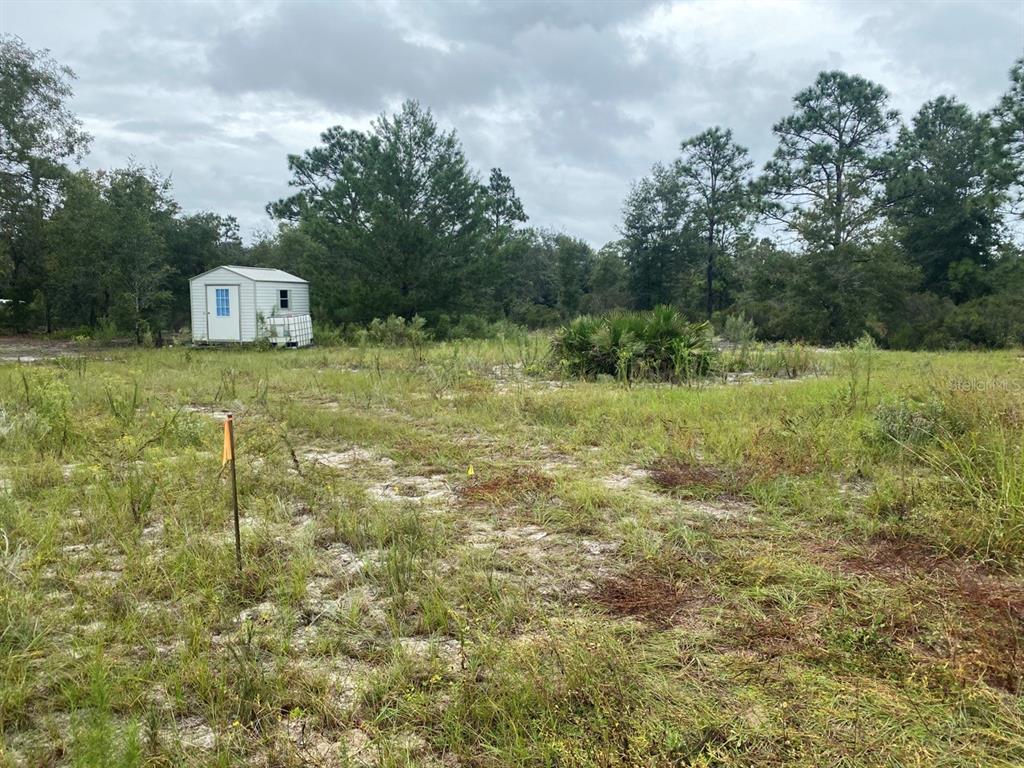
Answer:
[{"xmin": 215, "ymin": 288, "xmax": 230, "ymax": 317}]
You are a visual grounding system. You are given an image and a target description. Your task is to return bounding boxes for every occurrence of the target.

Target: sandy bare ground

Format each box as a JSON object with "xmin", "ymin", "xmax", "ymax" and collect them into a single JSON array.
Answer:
[{"xmin": 0, "ymin": 336, "xmax": 84, "ymax": 362}]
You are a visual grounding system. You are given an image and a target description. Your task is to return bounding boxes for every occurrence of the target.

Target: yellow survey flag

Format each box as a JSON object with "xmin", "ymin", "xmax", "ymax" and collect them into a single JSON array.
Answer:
[
  {"xmin": 467, "ymin": 464, "xmax": 474, "ymax": 477},
  {"xmin": 222, "ymin": 415, "xmax": 234, "ymax": 466}
]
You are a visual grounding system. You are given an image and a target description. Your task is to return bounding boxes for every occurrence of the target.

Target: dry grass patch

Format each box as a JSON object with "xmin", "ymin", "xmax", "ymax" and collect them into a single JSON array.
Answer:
[
  {"xmin": 458, "ymin": 467, "xmax": 554, "ymax": 505},
  {"xmin": 726, "ymin": 606, "xmax": 831, "ymax": 663},
  {"xmin": 836, "ymin": 534, "xmax": 1024, "ymax": 693},
  {"xmin": 648, "ymin": 457, "xmax": 749, "ymax": 500},
  {"xmin": 649, "ymin": 458, "xmax": 725, "ymax": 489},
  {"xmin": 593, "ymin": 565, "xmax": 709, "ymax": 628},
  {"xmin": 952, "ymin": 574, "xmax": 1024, "ymax": 693},
  {"xmin": 741, "ymin": 423, "xmax": 823, "ymax": 476},
  {"xmin": 839, "ymin": 535, "xmax": 948, "ymax": 580}
]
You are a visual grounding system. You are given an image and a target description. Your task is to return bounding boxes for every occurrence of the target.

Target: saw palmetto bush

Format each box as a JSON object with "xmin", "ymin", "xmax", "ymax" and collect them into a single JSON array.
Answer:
[{"xmin": 552, "ymin": 306, "xmax": 715, "ymax": 382}]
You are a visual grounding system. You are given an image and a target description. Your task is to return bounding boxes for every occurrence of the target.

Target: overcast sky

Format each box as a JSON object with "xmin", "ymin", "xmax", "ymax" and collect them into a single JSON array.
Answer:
[{"xmin": 3, "ymin": 0, "xmax": 1022, "ymax": 245}]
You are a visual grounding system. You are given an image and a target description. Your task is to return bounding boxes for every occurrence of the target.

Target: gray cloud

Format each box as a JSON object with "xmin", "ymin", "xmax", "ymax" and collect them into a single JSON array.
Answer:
[
  {"xmin": 206, "ymin": 3, "xmax": 489, "ymax": 111},
  {"xmin": 857, "ymin": 0, "xmax": 1022, "ymax": 103},
  {"xmin": 416, "ymin": 0, "xmax": 663, "ymax": 42},
  {"xmin": 2, "ymin": 0, "xmax": 1021, "ymax": 245}
]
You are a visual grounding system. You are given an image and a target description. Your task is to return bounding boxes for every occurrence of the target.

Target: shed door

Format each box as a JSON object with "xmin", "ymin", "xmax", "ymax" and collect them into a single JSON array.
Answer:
[{"xmin": 206, "ymin": 285, "xmax": 241, "ymax": 341}]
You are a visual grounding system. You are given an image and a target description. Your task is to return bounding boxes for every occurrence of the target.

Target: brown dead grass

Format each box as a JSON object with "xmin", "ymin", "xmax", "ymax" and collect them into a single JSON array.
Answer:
[
  {"xmin": 459, "ymin": 468, "xmax": 555, "ymax": 505},
  {"xmin": 840, "ymin": 534, "xmax": 1024, "ymax": 693},
  {"xmin": 593, "ymin": 566, "xmax": 709, "ymax": 628},
  {"xmin": 840, "ymin": 535, "xmax": 947, "ymax": 580},
  {"xmin": 730, "ymin": 608, "xmax": 827, "ymax": 661},
  {"xmin": 647, "ymin": 457, "xmax": 749, "ymax": 500},
  {"xmin": 741, "ymin": 424, "xmax": 821, "ymax": 476},
  {"xmin": 648, "ymin": 459, "xmax": 724, "ymax": 489},
  {"xmin": 954, "ymin": 574, "xmax": 1024, "ymax": 693}
]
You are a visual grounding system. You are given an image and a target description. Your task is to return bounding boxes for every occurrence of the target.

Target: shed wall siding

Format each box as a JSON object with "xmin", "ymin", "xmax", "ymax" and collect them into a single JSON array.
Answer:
[
  {"xmin": 190, "ymin": 279, "xmax": 207, "ymax": 340},
  {"xmin": 190, "ymin": 269, "xmax": 309, "ymax": 343},
  {"xmin": 239, "ymin": 281, "xmax": 257, "ymax": 342},
  {"xmin": 255, "ymin": 282, "xmax": 310, "ymax": 324}
]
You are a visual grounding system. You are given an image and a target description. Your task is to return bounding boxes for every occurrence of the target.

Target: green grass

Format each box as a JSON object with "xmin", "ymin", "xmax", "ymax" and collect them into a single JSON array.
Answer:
[{"xmin": 0, "ymin": 338, "xmax": 1023, "ymax": 766}]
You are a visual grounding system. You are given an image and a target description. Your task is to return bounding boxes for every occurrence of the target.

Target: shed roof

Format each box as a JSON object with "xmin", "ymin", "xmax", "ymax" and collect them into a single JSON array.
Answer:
[{"xmin": 190, "ymin": 265, "xmax": 308, "ymax": 284}]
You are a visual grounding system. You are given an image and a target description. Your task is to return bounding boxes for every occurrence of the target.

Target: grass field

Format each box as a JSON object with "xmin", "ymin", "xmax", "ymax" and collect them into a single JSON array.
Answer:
[{"xmin": 1, "ymin": 338, "xmax": 1023, "ymax": 767}]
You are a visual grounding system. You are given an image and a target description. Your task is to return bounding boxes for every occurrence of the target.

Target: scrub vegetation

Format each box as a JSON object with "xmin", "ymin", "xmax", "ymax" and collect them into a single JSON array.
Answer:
[
  {"xmin": 1, "ymin": 338, "xmax": 1023, "ymax": 767},
  {"xmin": 551, "ymin": 307, "xmax": 714, "ymax": 382}
]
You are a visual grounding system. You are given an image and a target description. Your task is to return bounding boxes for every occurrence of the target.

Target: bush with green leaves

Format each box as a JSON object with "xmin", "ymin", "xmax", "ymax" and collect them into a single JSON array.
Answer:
[
  {"xmin": 357, "ymin": 315, "xmax": 429, "ymax": 347},
  {"xmin": 310, "ymin": 321, "xmax": 347, "ymax": 347},
  {"xmin": 552, "ymin": 306, "xmax": 715, "ymax": 382},
  {"xmin": 721, "ymin": 313, "xmax": 757, "ymax": 345},
  {"xmin": 457, "ymin": 317, "xmax": 527, "ymax": 342},
  {"xmin": 14, "ymin": 368, "xmax": 74, "ymax": 456},
  {"xmin": 872, "ymin": 395, "xmax": 963, "ymax": 447}
]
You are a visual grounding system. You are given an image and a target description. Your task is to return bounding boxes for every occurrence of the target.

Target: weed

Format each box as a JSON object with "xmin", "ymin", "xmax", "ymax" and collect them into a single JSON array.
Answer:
[
  {"xmin": 872, "ymin": 395, "xmax": 960, "ymax": 446},
  {"xmin": 838, "ymin": 333, "xmax": 879, "ymax": 411},
  {"xmin": 648, "ymin": 457, "xmax": 743, "ymax": 497},
  {"xmin": 918, "ymin": 429, "xmax": 1024, "ymax": 565},
  {"xmin": 17, "ymin": 367, "xmax": 73, "ymax": 456},
  {"xmin": 1, "ymin": 340, "xmax": 1023, "ymax": 765},
  {"xmin": 104, "ymin": 381, "xmax": 142, "ymax": 430}
]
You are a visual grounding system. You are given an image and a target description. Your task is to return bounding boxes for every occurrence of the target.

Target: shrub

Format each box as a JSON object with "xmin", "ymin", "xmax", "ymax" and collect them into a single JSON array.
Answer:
[
  {"xmin": 943, "ymin": 294, "xmax": 1024, "ymax": 349},
  {"xmin": 16, "ymin": 368, "xmax": 74, "ymax": 456},
  {"xmin": 872, "ymin": 396, "xmax": 962, "ymax": 446},
  {"xmin": 514, "ymin": 302, "xmax": 562, "ymax": 329},
  {"xmin": 431, "ymin": 313, "xmax": 453, "ymax": 341},
  {"xmin": 311, "ymin": 321, "xmax": 347, "ymax": 347},
  {"xmin": 448, "ymin": 316, "xmax": 527, "ymax": 342},
  {"xmin": 552, "ymin": 306, "xmax": 715, "ymax": 382},
  {"xmin": 92, "ymin": 317, "xmax": 121, "ymax": 343},
  {"xmin": 359, "ymin": 315, "xmax": 429, "ymax": 347},
  {"xmin": 171, "ymin": 326, "xmax": 191, "ymax": 346},
  {"xmin": 313, "ymin": 315, "xmax": 528, "ymax": 346},
  {"xmin": 721, "ymin": 313, "xmax": 757, "ymax": 346},
  {"xmin": 450, "ymin": 313, "xmax": 490, "ymax": 339}
]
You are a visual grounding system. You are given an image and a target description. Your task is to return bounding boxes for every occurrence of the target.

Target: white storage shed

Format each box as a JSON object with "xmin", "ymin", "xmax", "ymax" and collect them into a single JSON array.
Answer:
[{"xmin": 189, "ymin": 266, "xmax": 313, "ymax": 346}]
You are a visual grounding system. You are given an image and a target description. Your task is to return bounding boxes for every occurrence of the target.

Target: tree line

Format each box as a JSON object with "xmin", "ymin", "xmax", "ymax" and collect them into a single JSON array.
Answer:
[
  {"xmin": 623, "ymin": 70, "xmax": 1024, "ymax": 346},
  {"xmin": 2, "ymin": 33, "xmax": 1022, "ymax": 347}
]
